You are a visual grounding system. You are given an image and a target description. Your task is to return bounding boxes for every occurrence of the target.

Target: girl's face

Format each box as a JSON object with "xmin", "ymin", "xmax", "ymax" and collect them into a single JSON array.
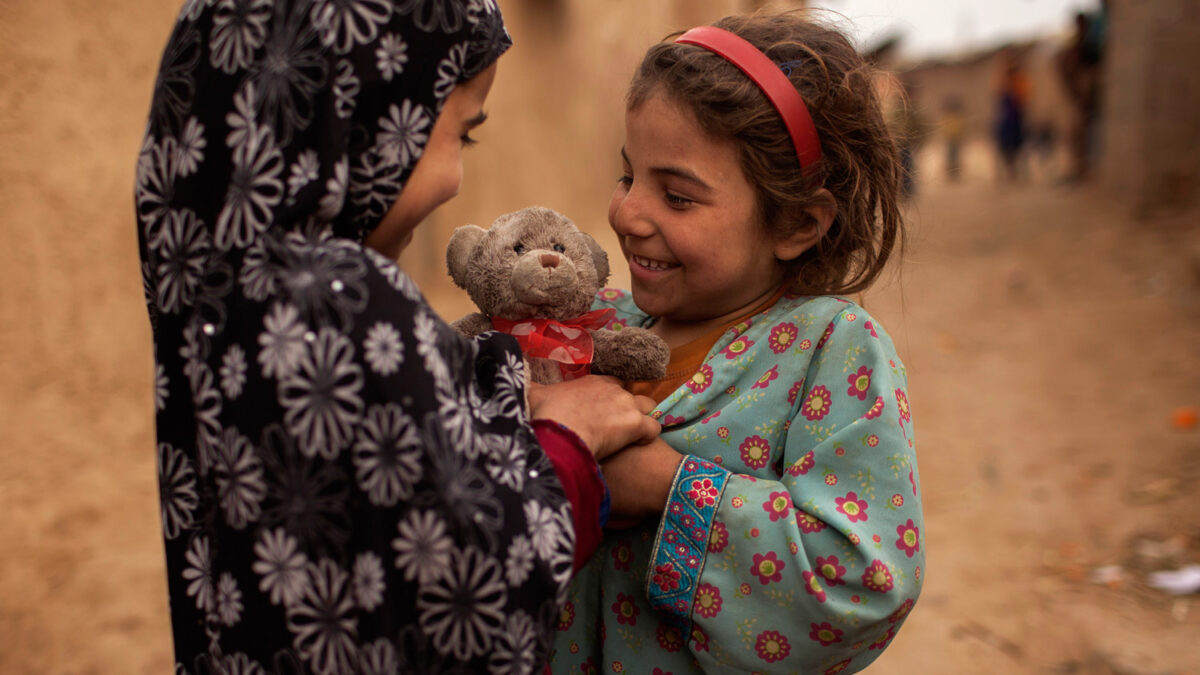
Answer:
[
  {"xmin": 365, "ymin": 62, "xmax": 498, "ymax": 259},
  {"xmin": 609, "ymin": 91, "xmax": 787, "ymax": 331}
]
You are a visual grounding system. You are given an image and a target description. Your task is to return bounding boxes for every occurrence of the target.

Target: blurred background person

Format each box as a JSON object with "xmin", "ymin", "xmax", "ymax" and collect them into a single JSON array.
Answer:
[
  {"xmin": 1057, "ymin": 2, "xmax": 1109, "ymax": 182},
  {"xmin": 993, "ymin": 49, "xmax": 1031, "ymax": 181}
]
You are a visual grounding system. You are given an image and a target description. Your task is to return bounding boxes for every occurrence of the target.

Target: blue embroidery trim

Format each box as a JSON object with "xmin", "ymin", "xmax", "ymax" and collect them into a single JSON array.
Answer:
[{"xmin": 645, "ymin": 455, "xmax": 729, "ymax": 630}]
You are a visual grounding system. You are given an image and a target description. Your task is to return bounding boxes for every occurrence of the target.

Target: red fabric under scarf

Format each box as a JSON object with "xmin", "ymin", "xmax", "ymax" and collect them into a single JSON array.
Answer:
[{"xmin": 491, "ymin": 309, "xmax": 616, "ymax": 381}]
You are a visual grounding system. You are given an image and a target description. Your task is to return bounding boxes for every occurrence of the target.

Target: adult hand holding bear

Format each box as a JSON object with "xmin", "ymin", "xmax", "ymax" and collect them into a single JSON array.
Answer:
[{"xmin": 527, "ymin": 377, "xmax": 660, "ymax": 461}]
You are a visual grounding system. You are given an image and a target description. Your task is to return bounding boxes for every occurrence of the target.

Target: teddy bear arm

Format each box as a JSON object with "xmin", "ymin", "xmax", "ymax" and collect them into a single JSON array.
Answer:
[
  {"xmin": 589, "ymin": 327, "xmax": 670, "ymax": 381},
  {"xmin": 451, "ymin": 312, "xmax": 494, "ymax": 338}
]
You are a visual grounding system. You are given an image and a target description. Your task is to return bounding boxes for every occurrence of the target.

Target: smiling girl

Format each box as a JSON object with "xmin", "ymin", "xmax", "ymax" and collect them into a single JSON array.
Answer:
[{"xmin": 553, "ymin": 12, "xmax": 923, "ymax": 674}]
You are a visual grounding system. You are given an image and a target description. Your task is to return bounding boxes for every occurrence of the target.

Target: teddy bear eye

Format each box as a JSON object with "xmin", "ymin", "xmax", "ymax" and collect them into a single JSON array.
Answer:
[
  {"xmin": 513, "ymin": 243, "xmax": 526, "ymax": 254},
  {"xmin": 552, "ymin": 243, "xmax": 566, "ymax": 253}
]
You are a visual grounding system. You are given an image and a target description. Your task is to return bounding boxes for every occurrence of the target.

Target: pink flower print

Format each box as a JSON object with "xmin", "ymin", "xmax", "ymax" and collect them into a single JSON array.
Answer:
[
  {"xmin": 868, "ymin": 627, "xmax": 896, "ymax": 651},
  {"xmin": 662, "ymin": 414, "xmax": 685, "ymax": 427},
  {"xmin": 846, "ymin": 365, "xmax": 872, "ymax": 400},
  {"xmin": 762, "ymin": 491, "xmax": 793, "ymax": 522},
  {"xmin": 607, "ymin": 317, "xmax": 628, "ymax": 331},
  {"xmin": 809, "ymin": 622, "xmax": 844, "ymax": 646},
  {"xmin": 787, "ymin": 380, "xmax": 804, "ymax": 405},
  {"xmin": 896, "ymin": 519, "xmax": 920, "ymax": 558},
  {"xmin": 701, "ymin": 409, "xmax": 720, "ymax": 423},
  {"xmin": 611, "ymin": 592, "xmax": 640, "ymax": 626},
  {"xmin": 656, "ymin": 624, "xmax": 683, "ymax": 652},
  {"xmin": 738, "ymin": 582, "xmax": 752, "ymax": 596},
  {"xmin": 895, "ymin": 388, "xmax": 911, "ymax": 422},
  {"xmin": 768, "ymin": 322, "xmax": 798, "ymax": 353},
  {"xmin": 691, "ymin": 625, "xmax": 710, "ymax": 652},
  {"xmin": 597, "ymin": 288, "xmax": 625, "ymax": 302},
  {"xmin": 612, "ymin": 660, "xmax": 624, "ymax": 672},
  {"xmin": 755, "ymin": 630, "xmax": 792, "ymax": 663},
  {"xmin": 909, "ymin": 468, "xmax": 917, "ymax": 495},
  {"xmin": 558, "ymin": 601, "xmax": 575, "ymax": 630},
  {"xmin": 730, "ymin": 496, "xmax": 744, "ymax": 508},
  {"xmin": 708, "ymin": 521, "xmax": 729, "ymax": 552},
  {"xmin": 721, "ymin": 336, "xmax": 754, "ymax": 359},
  {"xmin": 802, "ymin": 386, "xmax": 833, "ymax": 421},
  {"xmin": 816, "ymin": 555, "xmax": 847, "ymax": 586},
  {"xmin": 888, "ymin": 598, "xmax": 915, "ymax": 624},
  {"xmin": 716, "ymin": 426, "xmax": 730, "ymax": 439},
  {"xmin": 751, "ymin": 365, "xmax": 779, "ymax": 390},
  {"xmin": 825, "ymin": 658, "xmax": 853, "ymax": 674},
  {"xmin": 611, "ymin": 540, "xmax": 633, "ymax": 571},
  {"xmin": 694, "ymin": 583, "xmax": 723, "ymax": 618},
  {"xmin": 863, "ymin": 559, "xmax": 895, "ymax": 593},
  {"xmin": 739, "ymin": 435, "xmax": 772, "ymax": 469},
  {"xmin": 581, "ymin": 658, "xmax": 598, "ymax": 675},
  {"xmin": 863, "ymin": 395, "xmax": 884, "ymax": 420},
  {"xmin": 730, "ymin": 319, "xmax": 751, "ymax": 336},
  {"xmin": 835, "ymin": 491, "xmax": 869, "ymax": 522},
  {"xmin": 788, "ymin": 450, "xmax": 815, "ymax": 476},
  {"xmin": 844, "ymin": 312, "xmax": 857, "ymax": 322},
  {"xmin": 751, "ymin": 551, "xmax": 785, "ymax": 585},
  {"xmin": 802, "ymin": 571, "xmax": 827, "ymax": 602},
  {"xmin": 687, "ymin": 364, "xmax": 713, "ymax": 394},
  {"xmin": 816, "ymin": 321, "xmax": 835, "ymax": 349},
  {"xmin": 890, "ymin": 493, "xmax": 905, "ymax": 507},
  {"xmin": 652, "ymin": 563, "xmax": 682, "ymax": 592},
  {"xmin": 798, "ymin": 338, "xmax": 812, "ymax": 351},
  {"xmin": 797, "ymin": 510, "xmax": 827, "ymax": 533},
  {"xmin": 864, "ymin": 320, "xmax": 878, "ymax": 337},
  {"xmin": 866, "ymin": 434, "xmax": 880, "ymax": 447}
]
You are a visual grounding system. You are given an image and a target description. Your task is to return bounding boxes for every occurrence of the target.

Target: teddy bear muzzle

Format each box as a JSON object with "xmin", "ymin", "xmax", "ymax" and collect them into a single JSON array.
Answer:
[{"xmin": 511, "ymin": 249, "xmax": 578, "ymax": 305}]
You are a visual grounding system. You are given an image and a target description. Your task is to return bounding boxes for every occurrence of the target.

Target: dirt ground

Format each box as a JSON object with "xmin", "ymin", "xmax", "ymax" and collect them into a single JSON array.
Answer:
[{"xmin": 2, "ymin": 0, "xmax": 1199, "ymax": 673}]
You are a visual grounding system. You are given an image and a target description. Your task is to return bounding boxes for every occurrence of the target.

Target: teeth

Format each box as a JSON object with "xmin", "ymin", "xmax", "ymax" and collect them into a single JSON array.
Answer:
[{"xmin": 632, "ymin": 254, "xmax": 675, "ymax": 271}]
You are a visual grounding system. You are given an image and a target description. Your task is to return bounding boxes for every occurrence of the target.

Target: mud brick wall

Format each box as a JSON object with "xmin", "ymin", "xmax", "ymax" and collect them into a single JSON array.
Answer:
[{"xmin": 1101, "ymin": 0, "xmax": 1200, "ymax": 213}]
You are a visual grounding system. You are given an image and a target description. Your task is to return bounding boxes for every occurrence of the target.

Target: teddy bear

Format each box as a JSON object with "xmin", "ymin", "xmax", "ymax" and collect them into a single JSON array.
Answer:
[{"xmin": 446, "ymin": 206, "xmax": 669, "ymax": 384}]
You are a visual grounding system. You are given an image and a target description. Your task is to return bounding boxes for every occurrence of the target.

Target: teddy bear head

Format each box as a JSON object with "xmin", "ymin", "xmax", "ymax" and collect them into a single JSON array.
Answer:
[{"xmin": 446, "ymin": 206, "xmax": 611, "ymax": 321}]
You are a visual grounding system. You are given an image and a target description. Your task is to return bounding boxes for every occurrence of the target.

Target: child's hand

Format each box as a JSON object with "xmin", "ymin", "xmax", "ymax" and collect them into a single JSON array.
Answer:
[
  {"xmin": 600, "ymin": 438, "xmax": 684, "ymax": 521},
  {"xmin": 528, "ymin": 376, "xmax": 659, "ymax": 460}
]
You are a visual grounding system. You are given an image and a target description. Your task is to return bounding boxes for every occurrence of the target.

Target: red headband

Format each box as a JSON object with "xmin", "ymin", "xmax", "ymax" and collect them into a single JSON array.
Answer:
[{"xmin": 675, "ymin": 26, "xmax": 822, "ymax": 172}]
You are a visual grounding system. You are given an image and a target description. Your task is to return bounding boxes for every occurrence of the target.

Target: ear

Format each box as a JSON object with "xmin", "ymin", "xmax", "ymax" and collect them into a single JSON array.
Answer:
[
  {"xmin": 773, "ymin": 188, "xmax": 836, "ymax": 262},
  {"xmin": 446, "ymin": 224, "xmax": 488, "ymax": 288},
  {"xmin": 583, "ymin": 232, "xmax": 611, "ymax": 287}
]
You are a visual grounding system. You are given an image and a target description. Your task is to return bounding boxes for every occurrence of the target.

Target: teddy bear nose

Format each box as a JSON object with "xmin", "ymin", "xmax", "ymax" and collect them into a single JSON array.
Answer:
[{"xmin": 540, "ymin": 253, "xmax": 560, "ymax": 269}]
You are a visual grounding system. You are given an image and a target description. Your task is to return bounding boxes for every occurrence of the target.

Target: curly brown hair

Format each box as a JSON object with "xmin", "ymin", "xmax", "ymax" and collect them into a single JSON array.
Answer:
[{"xmin": 627, "ymin": 12, "xmax": 904, "ymax": 296}]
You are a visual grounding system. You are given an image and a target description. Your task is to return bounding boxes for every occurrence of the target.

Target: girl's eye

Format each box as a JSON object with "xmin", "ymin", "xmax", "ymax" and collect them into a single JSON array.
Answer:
[
  {"xmin": 617, "ymin": 175, "xmax": 633, "ymax": 187},
  {"xmin": 553, "ymin": 243, "xmax": 566, "ymax": 253},
  {"xmin": 460, "ymin": 133, "xmax": 478, "ymax": 147},
  {"xmin": 665, "ymin": 192, "xmax": 694, "ymax": 208},
  {"xmin": 513, "ymin": 243, "xmax": 526, "ymax": 254}
]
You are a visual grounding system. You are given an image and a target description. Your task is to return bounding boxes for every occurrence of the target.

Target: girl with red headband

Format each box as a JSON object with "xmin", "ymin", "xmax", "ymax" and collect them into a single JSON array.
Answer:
[{"xmin": 553, "ymin": 12, "xmax": 922, "ymax": 674}]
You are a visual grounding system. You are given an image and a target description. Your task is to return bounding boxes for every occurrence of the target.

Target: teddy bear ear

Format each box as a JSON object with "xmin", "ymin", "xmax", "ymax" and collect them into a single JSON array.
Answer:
[
  {"xmin": 446, "ymin": 225, "xmax": 488, "ymax": 288},
  {"xmin": 584, "ymin": 232, "xmax": 610, "ymax": 287}
]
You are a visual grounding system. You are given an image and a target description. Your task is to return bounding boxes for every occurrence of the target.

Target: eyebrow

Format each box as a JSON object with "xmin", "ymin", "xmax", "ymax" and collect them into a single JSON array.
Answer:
[{"xmin": 621, "ymin": 147, "xmax": 713, "ymax": 193}]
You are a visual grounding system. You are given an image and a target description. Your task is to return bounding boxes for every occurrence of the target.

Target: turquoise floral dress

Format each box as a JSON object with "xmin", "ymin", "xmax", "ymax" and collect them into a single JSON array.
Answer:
[{"xmin": 550, "ymin": 291, "xmax": 923, "ymax": 674}]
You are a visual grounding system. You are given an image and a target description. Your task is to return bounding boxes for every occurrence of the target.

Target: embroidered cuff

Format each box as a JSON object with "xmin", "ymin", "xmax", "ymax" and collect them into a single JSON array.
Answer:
[{"xmin": 645, "ymin": 455, "xmax": 730, "ymax": 630}]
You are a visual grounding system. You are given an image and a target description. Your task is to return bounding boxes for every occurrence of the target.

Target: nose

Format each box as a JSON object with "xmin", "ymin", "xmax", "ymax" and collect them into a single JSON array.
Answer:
[
  {"xmin": 609, "ymin": 185, "xmax": 654, "ymax": 239},
  {"xmin": 540, "ymin": 253, "xmax": 559, "ymax": 269}
]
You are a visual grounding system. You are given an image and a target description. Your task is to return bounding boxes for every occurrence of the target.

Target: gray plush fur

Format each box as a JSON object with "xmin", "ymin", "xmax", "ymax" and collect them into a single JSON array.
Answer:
[{"xmin": 447, "ymin": 206, "xmax": 669, "ymax": 384}]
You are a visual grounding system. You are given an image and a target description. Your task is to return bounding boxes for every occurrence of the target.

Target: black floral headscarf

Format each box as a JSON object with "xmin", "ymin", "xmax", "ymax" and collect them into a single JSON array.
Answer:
[{"xmin": 136, "ymin": 1, "xmax": 578, "ymax": 672}]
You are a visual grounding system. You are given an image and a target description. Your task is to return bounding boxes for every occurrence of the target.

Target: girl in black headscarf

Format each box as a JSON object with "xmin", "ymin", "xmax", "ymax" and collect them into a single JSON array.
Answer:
[{"xmin": 136, "ymin": 1, "xmax": 658, "ymax": 672}]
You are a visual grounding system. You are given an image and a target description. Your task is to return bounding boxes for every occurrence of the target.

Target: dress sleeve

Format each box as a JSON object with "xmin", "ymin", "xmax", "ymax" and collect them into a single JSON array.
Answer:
[
  {"xmin": 534, "ymin": 419, "xmax": 610, "ymax": 572},
  {"xmin": 646, "ymin": 311, "xmax": 923, "ymax": 672}
]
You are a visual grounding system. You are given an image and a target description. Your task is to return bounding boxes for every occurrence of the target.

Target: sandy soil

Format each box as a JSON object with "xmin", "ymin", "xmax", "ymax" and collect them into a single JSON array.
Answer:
[{"xmin": 2, "ymin": 0, "xmax": 1198, "ymax": 673}]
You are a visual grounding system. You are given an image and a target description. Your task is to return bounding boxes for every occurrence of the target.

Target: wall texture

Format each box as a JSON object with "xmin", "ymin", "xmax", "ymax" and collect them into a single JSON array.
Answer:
[{"xmin": 1100, "ymin": 0, "xmax": 1200, "ymax": 214}]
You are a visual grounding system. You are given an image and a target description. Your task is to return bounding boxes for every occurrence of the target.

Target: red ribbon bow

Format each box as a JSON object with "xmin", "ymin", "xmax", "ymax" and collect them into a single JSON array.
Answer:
[{"xmin": 491, "ymin": 308, "xmax": 617, "ymax": 381}]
